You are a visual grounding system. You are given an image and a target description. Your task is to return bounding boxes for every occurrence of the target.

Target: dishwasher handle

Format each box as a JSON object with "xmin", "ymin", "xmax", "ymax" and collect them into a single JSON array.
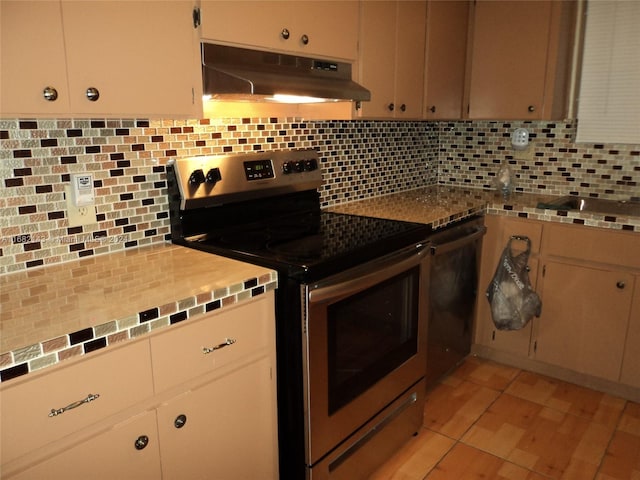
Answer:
[{"xmin": 430, "ymin": 225, "xmax": 486, "ymax": 256}]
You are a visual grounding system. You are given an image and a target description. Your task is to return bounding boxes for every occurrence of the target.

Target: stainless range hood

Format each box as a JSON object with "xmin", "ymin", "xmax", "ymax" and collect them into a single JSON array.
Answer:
[{"xmin": 202, "ymin": 43, "xmax": 370, "ymax": 103}]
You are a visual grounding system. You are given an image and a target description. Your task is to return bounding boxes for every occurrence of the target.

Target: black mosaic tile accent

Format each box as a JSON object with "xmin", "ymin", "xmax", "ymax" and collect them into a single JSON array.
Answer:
[
  {"xmin": 251, "ymin": 286, "xmax": 265, "ymax": 296},
  {"xmin": 66, "ymin": 129, "xmax": 83, "ymax": 137},
  {"xmin": 26, "ymin": 259, "xmax": 44, "ymax": 269},
  {"xmin": 206, "ymin": 300, "xmax": 222, "ymax": 311},
  {"xmin": 139, "ymin": 308, "xmax": 159, "ymax": 322},
  {"xmin": 78, "ymin": 250, "xmax": 94, "ymax": 258},
  {"xmin": 0, "ymin": 363, "xmax": 29, "ymax": 382},
  {"xmin": 170, "ymin": 311, "xmax": 188, "ymax": 324},
  {"xmin": 13, "ymin": 150, "xmax": 31, "ymax": 158},
  {"xmin": 84, "ymin": 337, "xmax": 107, "ymax": 353},
  {"xmin": 5, "ymin": 178, "xmax": 23, "ymax": 187},
  {"xmin": 70, "ymin": 328, "xmax": 94, "ymax": 345},
  {"xmin": 244, "ymin": 278, "xmax": 258, "ymax": 289}
]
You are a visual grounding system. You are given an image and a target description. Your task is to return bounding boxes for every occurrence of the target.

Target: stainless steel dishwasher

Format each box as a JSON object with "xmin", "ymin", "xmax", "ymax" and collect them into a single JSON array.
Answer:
[{"xmin": 425, "ymin": 216, "xmax": 486, "ymax": 388}]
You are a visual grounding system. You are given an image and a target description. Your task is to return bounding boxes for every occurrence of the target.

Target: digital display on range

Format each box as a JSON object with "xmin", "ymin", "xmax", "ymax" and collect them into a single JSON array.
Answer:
[{"xmin": 244, "ymin": 159, "xmax": 274, "ymax": 180}]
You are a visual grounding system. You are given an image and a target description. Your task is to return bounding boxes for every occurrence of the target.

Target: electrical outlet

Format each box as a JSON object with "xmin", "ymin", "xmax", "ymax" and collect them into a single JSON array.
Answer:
[{"xmin": 65, "ymin": 185, "xmax": 97, "ymax": 227}]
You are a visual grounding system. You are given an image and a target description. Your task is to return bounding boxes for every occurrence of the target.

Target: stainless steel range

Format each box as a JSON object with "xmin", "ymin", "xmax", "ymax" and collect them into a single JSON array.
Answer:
[{"xmin": 167, "ymin": 149, "xmax": 432, "ymax": 480}]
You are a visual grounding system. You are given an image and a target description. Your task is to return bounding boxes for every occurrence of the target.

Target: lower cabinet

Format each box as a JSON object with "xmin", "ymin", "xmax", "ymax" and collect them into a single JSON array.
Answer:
[
  {"xmin": 474, "ymin": 215, "xmax": 640, "ymax": 395},
  {"xmin": 8, "ymin": 411, "xmax": 162, "ymax": 480},
  {"xmin": 1, "ymin": 293, "xmax": 278, "ymax": 479},
  {"xmin": 533, "ymin": 261, "xmax": 633, "ymax": 381}
]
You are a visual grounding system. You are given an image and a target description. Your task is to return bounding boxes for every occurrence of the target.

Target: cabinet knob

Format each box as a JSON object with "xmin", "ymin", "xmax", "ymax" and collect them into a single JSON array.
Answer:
[
  {"xmin": 134, "ymin": 435, "xmax": 149, "ymax": 450},
  {"xmin": 281, "ymin": 28, "xmax": 290, "ymax": 40},
  {"xmin": 527, "ymin": 105, "xmax": 535, "ymax": 113},
  {"xmin": 388, "ymin": 103, "xmax": 395, "ymax": 112},
  {"xmin": 301, "ymin": 34, "xmax": 309, "ymax": 45},
  {"xmin": 174, "ymin": 414, "xmax": 187, "ymax": 429},
  {"xmin": 86, "ymin": 87, "xmax": 100, "ymax": 102},
  {"xmin": 400, "ymin": 104, "xmax": 406, "ymax": 112},
  {"xmin": 43, "ymin": 86, "xmax": 58, "ymax": 102},
  {"xmin": 616, "ymin": 281, "xmax": 625, "ymax": 289},
  {"xmin": 429, "ymin": 105, "xmax": 436, "ymax": 113}
]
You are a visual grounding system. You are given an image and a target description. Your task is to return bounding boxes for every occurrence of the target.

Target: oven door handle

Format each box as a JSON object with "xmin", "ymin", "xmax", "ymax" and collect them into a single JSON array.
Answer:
[{"xmin": 307, "ymin": 243, "xmax": 429, "ymax": 304}]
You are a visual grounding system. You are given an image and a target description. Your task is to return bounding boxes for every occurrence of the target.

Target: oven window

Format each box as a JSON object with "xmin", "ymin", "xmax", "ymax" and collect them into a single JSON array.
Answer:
[{"xmin": 327, "ymin": 267, "xmax": 420, "ymax": 414}]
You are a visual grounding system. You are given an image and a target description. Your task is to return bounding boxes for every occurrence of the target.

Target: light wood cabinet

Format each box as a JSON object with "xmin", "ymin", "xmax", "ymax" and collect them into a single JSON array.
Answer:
[
  {"xmin": 475, "ymin": 216, "xmax": 640, "ymax": 395},
  {"xmin": 533, "ymin": 261, "xmax": 633, "ymax": 381},
  {"xmin": 0, "ymin": 1, "xmax": 201, "ymax": 118},
  {"xmin": 621, "ymin": 280, "xmax": 640, "ymax": 388},
  {"xmin": 423, "ymin": 0, "xmax": 470, "ymax": 119},
  {"xmin": 1, "ymin": 293, "xmax": 278, "ymax": 480},
  {"xmin": 7, "ymin": 410, "xmax": 162, "ymax": 480},
  {"xmin": 357, "ymin": 1, "xmax": 427, "ymax": 119},
  {"xmin": 465, "ymin": 0, "xmax": 577, "ymax": 120},
  {"xmin": 475, "ymin": 215, "xmax": 542, "ymax": 357},
  {"xmin": 200, "ymin": 1, "xmax": 359, "ymax": 61}
]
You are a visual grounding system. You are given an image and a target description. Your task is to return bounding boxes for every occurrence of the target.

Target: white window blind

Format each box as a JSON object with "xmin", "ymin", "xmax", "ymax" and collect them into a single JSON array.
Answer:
[{"xmin": 575, "ymin": 0, "xmax": 640, "ymax": 144}]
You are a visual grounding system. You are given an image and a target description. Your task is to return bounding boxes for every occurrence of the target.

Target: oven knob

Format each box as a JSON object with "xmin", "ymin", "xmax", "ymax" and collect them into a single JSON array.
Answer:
[
  {"xmin": 205, "ymin": 167, "xmax": 222, "ymax": 185},
  {"xmin": 188, "ymin": 169, "xmax": 205, "ymax": 186},
  {"xmin": 294, "ymin": 161, "xmax": 305, "ymax": 173},
  {"xmin": 282, "ymin": 161, "xmax": 293, "ymax": 174},
  {"xmin": 304, "ymin": 159, "xmax": 318, "ymax": 171}
]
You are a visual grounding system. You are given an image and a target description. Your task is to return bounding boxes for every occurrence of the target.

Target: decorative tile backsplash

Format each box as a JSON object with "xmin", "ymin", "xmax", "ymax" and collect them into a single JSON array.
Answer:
[{"xmin": 1, "ymin": 117, "xmax": 638, "ymax": 274}]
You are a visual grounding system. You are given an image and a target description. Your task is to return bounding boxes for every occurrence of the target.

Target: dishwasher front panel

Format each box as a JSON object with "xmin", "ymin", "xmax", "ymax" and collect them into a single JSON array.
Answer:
[{"xmin": 426, "ymin": 217, "xmax": 486, "ymax": 388}]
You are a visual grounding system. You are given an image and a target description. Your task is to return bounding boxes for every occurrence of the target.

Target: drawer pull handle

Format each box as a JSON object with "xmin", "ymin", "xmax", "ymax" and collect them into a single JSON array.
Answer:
[
  {"xmin": 49, "ymin": 393, "xmax": 100, "ymax": 417},
  {"xmin": 202, "ymin": 338, "xmax": 236, "ymax": 354}
]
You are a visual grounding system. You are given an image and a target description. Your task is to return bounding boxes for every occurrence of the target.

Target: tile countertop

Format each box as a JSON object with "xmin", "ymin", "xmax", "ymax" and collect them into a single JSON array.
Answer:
[
  {"xmin": 327, "ymin": 185, "xmax": 640, "ymax": 233},
  {"xmin": 0, "ymin": 244, "xmax": 277, "ymax": 382}
]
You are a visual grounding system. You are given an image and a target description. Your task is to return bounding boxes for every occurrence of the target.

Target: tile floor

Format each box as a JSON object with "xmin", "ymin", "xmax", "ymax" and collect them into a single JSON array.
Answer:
[{"xmin": 370, "ymin": 356, "xmax": 640, "ymax": 480}]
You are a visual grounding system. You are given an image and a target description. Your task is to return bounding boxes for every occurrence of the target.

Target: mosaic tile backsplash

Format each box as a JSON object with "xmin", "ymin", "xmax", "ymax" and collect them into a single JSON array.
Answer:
[{"xmin": 1, "ymin": 117, "xmax": 639, "ymax": 274}]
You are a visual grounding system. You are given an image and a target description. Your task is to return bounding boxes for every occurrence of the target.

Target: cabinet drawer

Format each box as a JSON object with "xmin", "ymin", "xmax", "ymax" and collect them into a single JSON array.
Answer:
[
  {"xmin": 0, "ymin": 340, "xmax": 153, "ymax": 465},
  {"xmin": 150, "ymin": 293, "xmax": 275, "ymax": 393},
  {"xmin": 543, "ymin": 224, "xmax": 640, "ymax": 268}
]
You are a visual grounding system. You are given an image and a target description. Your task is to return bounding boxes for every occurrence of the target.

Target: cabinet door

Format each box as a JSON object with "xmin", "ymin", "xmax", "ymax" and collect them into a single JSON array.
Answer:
[
  {"xmin": 0, "ymin": 1, "xmax": 69, "ymax": 115},
  {"xmin": 61, "ymin": 0, "xmax": 201, "ymax": 117},
  {"xmin": 534, "ymin": 262, "xmax": 633, "ymax": 381},
  {"xmin": 467, "ymin": 0, "xmax": 551, "ymax": 119},
  {"xmin": 7, "ymin": 410, "xmax": 161, "ymax": 480},
  {"xmin": 200, "ymin": 1, "xmax": 358, "ymax": 60},
  {"xmin": 157, "ymin": 357, "xmax": 278, "ymax": 480},
  {"xmin": 619, "ymin": 278, "xmax": 640, "ymax": 388},
  {"xmin": 0, "ymin": 340, "xmax": 153, "ymax": 466},
  {"xmin": 475, "ymin": 216, "xmax": 542, "ymax": 357},
  {"xmin": 357, "ymin": 1, "xmax": 397, "ymax": 118},
  {"xmin": 424, "ymin": 0, "xmax": 470, "ymax": 119},
  {"xmin": 394, "ymin": 1, "xmax": 427, "ymax": 118}
]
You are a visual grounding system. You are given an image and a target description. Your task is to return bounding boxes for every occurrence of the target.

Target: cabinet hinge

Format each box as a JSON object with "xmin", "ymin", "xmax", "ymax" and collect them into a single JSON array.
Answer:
[
  {"xmin": 193, "ymin": 7, "xmax": 201, "ymax": 28},
  {"xmin": 533, "ymin": 340, "xmax": 537, "ymax": 353},
  {"xmin": 492, "ymin": 330, "xmax": 496, "ymax": 341},
  {"xmin": 542, "ymin": 265, "xmax": 546, "ymax": 277}
]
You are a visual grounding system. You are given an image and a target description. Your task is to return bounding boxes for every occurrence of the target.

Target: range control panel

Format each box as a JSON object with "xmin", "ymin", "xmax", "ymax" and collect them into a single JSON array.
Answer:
[{"xmin": 169, "ymin": 149, "xmax": 322, "ymax": 210}]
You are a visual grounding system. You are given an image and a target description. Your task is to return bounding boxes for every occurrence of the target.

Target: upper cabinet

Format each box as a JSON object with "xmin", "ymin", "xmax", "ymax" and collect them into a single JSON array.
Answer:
[
  {"xmin": 465, "ymin": 0, "xmax": 577, "ymax": 120},
  {"xmin": 200, "ymin": 1, "xmax": 359, "ymax": 61},
  {"xmin": 423, "ymin": 0, "xmax": 470, "ymax": 120},
  {"xmin": 357, "ymin": 1, "xmax": 427, "ymax": 119},
  {"xmin": 0, "ymin": 1, "xmax": 202, "ymax": 118}
]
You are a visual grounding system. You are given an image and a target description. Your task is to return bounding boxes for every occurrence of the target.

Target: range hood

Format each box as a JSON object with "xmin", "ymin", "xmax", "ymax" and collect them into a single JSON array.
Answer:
[{"xmin": 202, "ymin": 43, "xmax": 370, "ymax": 103}]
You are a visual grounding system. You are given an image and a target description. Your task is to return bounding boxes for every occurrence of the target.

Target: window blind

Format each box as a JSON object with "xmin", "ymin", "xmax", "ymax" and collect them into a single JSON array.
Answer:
[{"xmin": 575, "ymin": 0, "xmax": 640, "ymax": 144}]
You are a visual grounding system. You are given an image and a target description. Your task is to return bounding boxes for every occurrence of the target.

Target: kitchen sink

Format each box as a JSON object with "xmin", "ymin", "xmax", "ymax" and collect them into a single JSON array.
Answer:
[{"xmin": 537, "ymin": 196, "xmax": 640, "ymax": 217}]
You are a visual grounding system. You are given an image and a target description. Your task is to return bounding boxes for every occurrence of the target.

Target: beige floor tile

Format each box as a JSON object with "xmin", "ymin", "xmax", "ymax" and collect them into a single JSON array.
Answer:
[
  {"xmin": 461, "ymin": 393, "xmax": 613, "ymax": 479},
  {"xmin": 451, "ymin": 355, "xmax": 521, "ymax": 391},
  {"xmin": 424, "ymin": 375, "xmax": 500, "ymax": 439},
  {"xmin": 506, "ymin": 371, "xmax": 626, "ymax": 427},
  {"xmin": 425, "ymin": 443, "xmax": 549, "ymax": 480},
  {"xmin": 369, "ymin": 429, "xmax": 455, "ymax": 480}
]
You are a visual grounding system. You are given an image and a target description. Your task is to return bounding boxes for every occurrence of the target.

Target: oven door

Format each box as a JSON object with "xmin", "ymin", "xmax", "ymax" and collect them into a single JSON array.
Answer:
[{"xmin": 303, "ymin": 241, "xmax": 430, "ymax": 472}]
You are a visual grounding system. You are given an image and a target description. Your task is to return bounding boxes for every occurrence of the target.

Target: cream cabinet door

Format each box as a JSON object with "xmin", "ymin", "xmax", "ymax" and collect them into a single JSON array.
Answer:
[
  {"xmin": 424, "ymin": 0, "xmax": 470, "ymax": 119},
  {"xmin": 0, "ymin": 1, "xmax": 69, "ymax": 115},
  {"xmin": 157, "ymin": 357, "xmax": 279, "ymax": 480},
  {"xmin": 533, "ymin": 261, "xmax": 633, "ymax": 381},
  {"xmin": 61, "ymin": 0, "xmax": 201, "ymax": 117},
  {"xmin": 7, "ymin": 410, "xmax": 162, "ymax": 480},
  {"xmin": 358, "ymin": 1, "xmax": 427, "ymax": 119},
  {"xmin": 200, "ymin": 1, "xmax": 358, "ymax": 61},
  {"xmin": 620, "ymin": 278, "xmax": 640, "ymax": 388}
]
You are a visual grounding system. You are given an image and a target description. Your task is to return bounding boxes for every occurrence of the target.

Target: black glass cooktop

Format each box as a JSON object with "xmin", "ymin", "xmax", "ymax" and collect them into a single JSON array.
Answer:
[{"xmin": 183, "ymin": 210, "xmax": 431, "ymax": 281}]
